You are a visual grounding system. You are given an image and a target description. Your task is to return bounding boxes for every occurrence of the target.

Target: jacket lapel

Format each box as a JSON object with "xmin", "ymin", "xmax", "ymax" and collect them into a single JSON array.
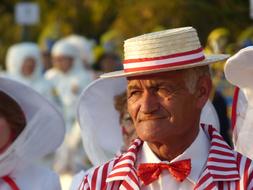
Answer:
[
  {"xmin": 106, "ymin": 139, "xmax": 143, "ymax": 190},
  {"xmin": 106, "ymin": 124, "xmax": 240, "ymax": 190},
  {"xmin": 195, "ymin": 124, "xmax": 240, "ymax": 190}
]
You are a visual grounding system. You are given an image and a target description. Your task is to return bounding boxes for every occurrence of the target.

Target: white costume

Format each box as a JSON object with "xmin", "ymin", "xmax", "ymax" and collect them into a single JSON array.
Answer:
[
  {"xmin": 70, "ymin": 77, "xmax": 220, "ymax": 190},
  {"xmin": 225, "ymin": 46, "xmax": 253, "ymax": 158},
  {"xmin": 45, "ymin": 39, "xmax": 92, "ymax": 174},
  {"xmin": 0, "ymin": 77, "xmax": 65, "ymax": 190},
  {"xmin": 63, "ymin": 34, "xmax": 95, "ymax": 66},
  {"xmin": 4, "ymin": 43, "xmax": 57, "ymax": 105},
  {"xmin": 64, "ymin": 34, "xmax": 95, "ymax": 83},
  {"xmin": 45, "ymin": 39, "xmax": 92, "ymax": 128}
]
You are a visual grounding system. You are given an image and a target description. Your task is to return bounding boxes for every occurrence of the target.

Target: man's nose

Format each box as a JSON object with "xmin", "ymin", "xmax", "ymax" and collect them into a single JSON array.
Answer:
[{"xmin": 139, "ymin": 91, "xmax": 159, "ymax": 114}]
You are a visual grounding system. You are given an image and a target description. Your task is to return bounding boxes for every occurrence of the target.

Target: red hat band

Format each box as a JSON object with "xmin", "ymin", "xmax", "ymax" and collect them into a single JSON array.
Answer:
[{"xmin": 123, "ymin": 47, "xmax": 205, "ymax": 73}]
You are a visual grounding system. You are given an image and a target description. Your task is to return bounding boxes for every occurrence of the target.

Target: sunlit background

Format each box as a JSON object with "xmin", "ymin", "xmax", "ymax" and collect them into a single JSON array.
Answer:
[{"xmin": 1, "ymin": 1, "xmax": 253, "ymax": 189}]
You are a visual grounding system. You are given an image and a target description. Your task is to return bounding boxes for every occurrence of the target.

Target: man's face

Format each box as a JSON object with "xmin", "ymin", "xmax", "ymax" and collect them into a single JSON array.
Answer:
[
  {"xmin": 52, "ymin": 55, "xmax": 74, "ymax": 73},
  {"xmin": 21, "ymin": 57, "xmax": 36, "ymax": 77},
  {"xmin": 127, "ymin": 70, "xmax": 202, "ymax": 144}
]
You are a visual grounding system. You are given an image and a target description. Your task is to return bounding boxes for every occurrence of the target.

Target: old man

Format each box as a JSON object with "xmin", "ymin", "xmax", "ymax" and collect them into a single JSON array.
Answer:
[{"xmin": 78, "ymin": 27, "xmax": 253, "ymax": 190}]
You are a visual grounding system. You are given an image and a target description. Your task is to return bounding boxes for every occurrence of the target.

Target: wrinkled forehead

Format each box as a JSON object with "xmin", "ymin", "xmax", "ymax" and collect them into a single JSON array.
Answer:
[
  {"xmin": 126, "ymin": 70, "xmax": 187, "ymax": 87},
  {"xmin": 23, "ymin": 56, "xmax": 36, "ymax": 61},
  {"xmin": 52, "ymin": 55, "xmax": 74, "ymax": 60},
  {"xmin": 127, "ymin": 69, "xmax": 187, "ymax": 80}
]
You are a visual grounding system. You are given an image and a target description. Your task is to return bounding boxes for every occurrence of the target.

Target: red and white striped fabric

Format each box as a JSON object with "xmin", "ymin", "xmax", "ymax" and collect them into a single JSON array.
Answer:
[
  {"xmin": 78, "ymin": 124, "xmax": 253, "ymax": 190},
  {"xmin": 1, "ymin": 176, "xmax": 20, "ymax": 190},
  {"xmin": 231, "ymin": 87, "xmax": 240, "ymax": 132},
  {"xmin": 123, "ymin": 48, "xmax": 205, "ymax": 73}
]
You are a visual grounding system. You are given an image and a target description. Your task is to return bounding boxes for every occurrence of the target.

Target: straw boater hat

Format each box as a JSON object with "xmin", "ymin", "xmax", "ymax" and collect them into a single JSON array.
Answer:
[
  {"xmin": 224, "ymin": 46, "xmax": 253, "ymax": 159},
  {"xmin": 101, "ymin": 26, "xmax": 229, "ymax": 78},
  {"xmin": 0, "ymin": 77, "xmax": 65, "ymax": 176},
  {"xmin": 78, "ymin": 77, "xmax": 220, "ymax": 166}
]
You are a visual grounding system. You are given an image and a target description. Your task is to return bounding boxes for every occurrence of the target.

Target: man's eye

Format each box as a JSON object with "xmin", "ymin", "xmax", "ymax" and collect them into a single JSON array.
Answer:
[
  {"xmin": 129, "ymin": 91, "xmax": 138, "ymax": 95},
  {"xmin": 128, "ymin": 90, "xmax": 141, "ymax": 98},
  {"xmin": 157, "ymin": 88, "xmax": 172, "ymax": 96},
  {"xmin": 157, "ymin": 87, "xmax": 168, "ymax": 93}
]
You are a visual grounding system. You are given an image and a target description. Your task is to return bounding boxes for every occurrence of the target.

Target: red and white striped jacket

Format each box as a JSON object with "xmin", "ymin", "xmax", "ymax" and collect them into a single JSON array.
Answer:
[{"xmin": 78, "ymin": 124, "xmax": 253, "ymax": 190}]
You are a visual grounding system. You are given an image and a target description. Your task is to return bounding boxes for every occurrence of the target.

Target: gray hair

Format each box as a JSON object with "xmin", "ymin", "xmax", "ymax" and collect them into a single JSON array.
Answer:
[{"xmin": 183, "ymin": 66, "xmax": 211, "ymax": 94}]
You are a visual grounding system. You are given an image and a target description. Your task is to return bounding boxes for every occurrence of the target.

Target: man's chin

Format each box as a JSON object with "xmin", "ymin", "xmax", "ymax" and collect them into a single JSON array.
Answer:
[
  {"xmin": 137, "ymin": 120, "xmax": 170, "ymax": 131},
  {"xmin": 136, "ymin": 122, "xmax": 172, "ymax": 141},
  {"xmin": 137, "ymin": 131, "xmax": 161, "ymax": 143}
]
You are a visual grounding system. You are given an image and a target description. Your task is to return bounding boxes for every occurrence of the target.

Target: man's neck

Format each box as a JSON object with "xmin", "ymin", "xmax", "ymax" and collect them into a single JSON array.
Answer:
[{"xmin": 147, "ymin": 127, "xmax": 199, "ymax": 161}]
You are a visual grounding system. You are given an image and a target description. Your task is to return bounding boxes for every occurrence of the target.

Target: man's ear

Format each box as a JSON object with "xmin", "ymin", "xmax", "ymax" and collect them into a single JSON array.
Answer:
[{"xmin": 195, "ymin": 75, "xmax": 212, "ymax": 109}]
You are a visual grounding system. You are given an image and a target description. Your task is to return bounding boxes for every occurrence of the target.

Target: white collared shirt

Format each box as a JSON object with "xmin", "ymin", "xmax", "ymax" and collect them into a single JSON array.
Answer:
[{"xmin": 136, "ymin": 127, "xmax": 210, "ymax": 190}]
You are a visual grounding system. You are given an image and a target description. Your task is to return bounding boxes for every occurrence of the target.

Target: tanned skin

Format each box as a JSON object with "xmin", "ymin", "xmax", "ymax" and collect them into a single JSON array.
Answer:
[{"xmin": 127, "ymin": 70, "xmax": 211, "ymax": 161}]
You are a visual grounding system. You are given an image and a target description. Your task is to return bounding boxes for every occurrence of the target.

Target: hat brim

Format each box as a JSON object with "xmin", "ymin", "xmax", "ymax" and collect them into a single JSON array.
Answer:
[
  {"xmin": 0, "ymin": 77, "xmax": 65, "ymax": 161},
  {"xmin": 77, "ymin": 78, "xmax": 125, "ymax": 166},
  {"xmin": 101, "ymin": 54, "xmax": 229, "ymax": 78},
  {"xmin": 224, "ymin": 47, "xmax": 253, "ymax": 88},
  {"xmin": 77, "ymin": 77, "xmax": 220, "ymax": 166}
]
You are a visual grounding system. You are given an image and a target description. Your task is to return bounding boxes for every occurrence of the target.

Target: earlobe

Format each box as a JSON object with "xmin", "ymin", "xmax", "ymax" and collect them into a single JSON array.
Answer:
[{"xmin": 196, "ymin": 76, "xmax": 212, "ymax": 109}]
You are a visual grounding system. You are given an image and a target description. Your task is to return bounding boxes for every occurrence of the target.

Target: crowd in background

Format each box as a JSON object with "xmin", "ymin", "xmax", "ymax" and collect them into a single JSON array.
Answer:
[
  {"xmin": 0, "ymin": 31, "xmax": 123, "ymax": 189},
  {"xmin": 1, "ymin": 25, "xmax": 253, "ymax": 189}
]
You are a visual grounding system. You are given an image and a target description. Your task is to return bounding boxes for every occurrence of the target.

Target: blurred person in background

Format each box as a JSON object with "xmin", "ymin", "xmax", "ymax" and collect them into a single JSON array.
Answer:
[
  {"xmin": 4, "ymin": 42, "xmax": 58, "ymax": 106},
  {"xmin": 100, "ymin": 29, "xmax": 124, "ymax": 57},
  {"xmin": 205, "ymin": 28, "xmax": 233, "ymax": 94},
  {"xmin": 92, "ymin": 52, "xmax": 122, "ymax": 78},
  {"xmin": 205, "ymin": 27, "xmax": 233, "ymax": 146},
  {"xmin": 45, "ymin": 39, "xmax": 92, "ymax": 127},
  {"xmin": 0, "ymin": 77, "xmax": 65, "ymax": 190},
  {"xmin": 237, "ymin": 26, "xmax": 253, "ymax": 49},
  {"xmin": 41, "ymin": 50, "xmax": 53, "ymax": 72},
  {"xmin": 45, "ymin": 39, "xmax": 92, "ymax": 175},
  {"xmin": 64, "ymin": 34, "xmax": 95, "ymax": 73},
  {"xmin": 205, "ymin": 28, "xmax": 231, "ymax": 55},
  {"xmin": 40, "ymin": 38, "xmax": 57, "ymax": 73},
  {"xmin": 91, "ymin": 29, "xmax": 123, "ymax": 78}
]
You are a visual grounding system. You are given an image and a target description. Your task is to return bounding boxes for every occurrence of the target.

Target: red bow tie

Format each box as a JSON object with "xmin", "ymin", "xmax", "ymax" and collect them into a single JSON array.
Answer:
[{"xmin": 137, "ymin": 159, "xmax": 191, "ymax": 185}]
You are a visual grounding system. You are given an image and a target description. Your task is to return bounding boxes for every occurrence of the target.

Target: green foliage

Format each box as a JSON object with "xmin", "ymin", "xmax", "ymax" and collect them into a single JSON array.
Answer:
[{"xmin": 0, "ymin": 0, "xmax": 251, "ymax": 68}]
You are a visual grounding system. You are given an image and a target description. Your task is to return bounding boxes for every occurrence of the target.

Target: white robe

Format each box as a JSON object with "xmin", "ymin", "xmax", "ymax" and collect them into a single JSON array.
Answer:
[
  {"xmin": 0, "ymin": 76, "xmax": 65, "ymax": 190},
  {"xmin": 5, "ymin": 43, "xmax": 57, "ymax": 105},
  {"xmin": 0, "ymin": 162, "xmax": 61, "ymax": 190}
]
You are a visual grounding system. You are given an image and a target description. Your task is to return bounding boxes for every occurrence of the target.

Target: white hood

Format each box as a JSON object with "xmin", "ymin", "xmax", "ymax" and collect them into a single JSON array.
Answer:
[
  {"xmin": 6, "ymin": 42, "xmax": 43, "ymax": 84},
  {"xmin": 0, "ymin": 77, "xmax": 65, "ymax": 176}
]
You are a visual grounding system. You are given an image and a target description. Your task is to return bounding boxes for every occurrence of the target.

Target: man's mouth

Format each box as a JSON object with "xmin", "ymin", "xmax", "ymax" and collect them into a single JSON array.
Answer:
[{"xmin": 138, "ymin": 116, "xmax": 166, "ymax": 122}]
